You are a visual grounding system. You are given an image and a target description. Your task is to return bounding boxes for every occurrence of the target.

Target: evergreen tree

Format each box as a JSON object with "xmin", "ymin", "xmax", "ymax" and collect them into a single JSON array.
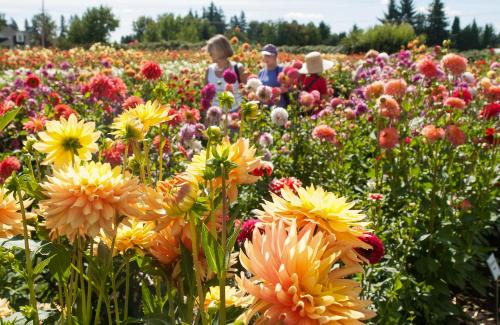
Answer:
[
  {"xmin": 426, "ymin": 0, "xmax": 448, "ymax": 45},
  {"xmin": 0, "ymin": 14, "xmax": 7, "ymax": 29},
  {"xmin": 24, "ymin": 19, "xmax": 30, "ymax": 31},
  {"xmin": 469, "ymin": 19, "xmax": 481, "ymax": 49},
  {"xmin": 380, "ymin": 0, "xmax": 401, "ymax": 24},
  {"xmin": 414, "ymin": 13, "xmax": 426, "ymax": 34},
  {"xmin": 239, "ymin": 12, "xmax": 247, "ymax": 33},
  {"xmin": 481, "ymin": 24, "xmax": 495, "ymax": 48},
  {"xmin": 399, "ymin": 0, "xmax": 416, "ymax": 25},
  {"xmin": 59, "ymin": 15, "xmax": 67, "ymax": 38},
  {"xmin": 318, "ymin": 21, "xmax": 331, "ymax": 43},
  {"xmin": 450, "ymin": 16, "xmax": 460, "ymax": 47},
  {"xmin": 229, "ymin": 15, "xmax": 239, "ymax": 30},
  {"xmin": 8, "ymin": 18, "xmax": 18, "ymax": 30}
]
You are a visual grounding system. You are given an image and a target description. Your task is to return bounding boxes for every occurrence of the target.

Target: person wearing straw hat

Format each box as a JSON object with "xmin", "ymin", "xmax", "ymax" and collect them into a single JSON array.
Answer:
[{"xmin": 298, "ymin": 51, "xmax": 334, "ymax": 97}]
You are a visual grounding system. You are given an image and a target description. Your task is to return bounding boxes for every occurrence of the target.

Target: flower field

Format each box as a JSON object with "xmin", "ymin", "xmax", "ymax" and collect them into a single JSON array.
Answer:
[{"xmin": 0, "ymin": 41, "xmax": 498, "ymax": 324}]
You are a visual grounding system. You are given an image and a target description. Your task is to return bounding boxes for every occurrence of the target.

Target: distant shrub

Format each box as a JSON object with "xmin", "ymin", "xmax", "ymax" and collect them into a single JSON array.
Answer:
[{"xmin": 342, "ymin": 23, "xmax": 416, "ymax": 53}]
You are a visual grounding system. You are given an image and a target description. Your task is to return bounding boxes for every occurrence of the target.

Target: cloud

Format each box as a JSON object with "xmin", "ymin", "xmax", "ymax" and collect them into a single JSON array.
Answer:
[
  {"xmin": 380, "ymin": 0, "xmax": 389, "ymax": 5},
  {"xmin": 284, "ymin": 12, "xmax": 324, "ymax": 22}
]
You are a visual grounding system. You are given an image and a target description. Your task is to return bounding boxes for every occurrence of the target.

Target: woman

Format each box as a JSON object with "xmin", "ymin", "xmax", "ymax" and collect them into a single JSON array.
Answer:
[
  {"xmin": 298, "ymin": 51, "xmax": 333, "ymax": 98},
  {"xmin": 258, "ymin": 44, "xmax": 286, "ymax": 107},
  {"xmin": 205, "ymin": 34, "xmax": 246, "ymax": 112}
]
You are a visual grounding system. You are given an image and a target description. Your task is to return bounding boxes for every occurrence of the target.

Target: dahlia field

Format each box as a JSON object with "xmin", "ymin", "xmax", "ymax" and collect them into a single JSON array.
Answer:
[{"xmin": 0, "ymin": 41, "xmax": 498, "ymax": 324}]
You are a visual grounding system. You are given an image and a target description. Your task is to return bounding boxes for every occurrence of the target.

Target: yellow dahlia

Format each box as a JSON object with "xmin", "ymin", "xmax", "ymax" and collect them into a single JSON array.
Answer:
[
  {"xmin": 157, "ymin": 173, "xmax": 199, "ymax": 217},
  {"xmin": 127, "ymin": 100, "xmax": 171, "ymax": 131},
  {"xmin": 204, "ymin": 286, "xmax": 250, "ymax": 311},
  {"xmin": 111, "ymin": 111, "xmax": 145, "ymax": 141},
  {"xmin": 40, "ymin": 161, "xmax": 142, "ymax": 242},
  {"xmin": 0, "ymin": 188, "xmax": 33, "ymax": 238},
  {"xmin": 33, "ymin": 114, "xmax": 101, "ymax": 167},
  {"xmin": 256, "ymin": 185, "xmax": 371, "ymax": 264},
  {"xmin": 148, "ymin": 216, "xmax": 185, "ymax": 265},
  {"xmin": 237, "ymin": 219, "xmax": 375, "ymax": 324},
  {"xmin": 101, "ymin": 218, "xmax": 155, "ymax": 255},
  {"xmin": 136, "ymin": 185, "xmax": 169, "ymax": 224},
  {"xmin": 0, "ymin": 298, "xmax": 12, "ymax": 317},
  {"xmin": 187, "ymin": 138, "xmax": 264, "ymax": 201}
]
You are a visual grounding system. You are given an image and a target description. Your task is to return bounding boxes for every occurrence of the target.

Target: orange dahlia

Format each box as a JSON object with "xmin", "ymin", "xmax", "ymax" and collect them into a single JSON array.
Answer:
[
  {"xmin": 40, "ymin": 161, "xmax": 142, "ymax": 242},
  {"xmin": 441, "ymin": 53, "xmax": 467, "ymax": 76},
  {"xmin": 237, "ymin": 219, "xmax": 375, "ymax": 324},
  {"xmin": 157, "ymin": 173, "xmax": 199, "ymax": 217},
  {"xmin": 148, "ymin": 216, "xmax": 185, "ymax": 265},
  {"xmin": 0, "ymin": 188, "xmax": 33, "ymax": 238},
  {"xmin": 101, "ymin": 218, "xmax": 155, "ymax": 255}
]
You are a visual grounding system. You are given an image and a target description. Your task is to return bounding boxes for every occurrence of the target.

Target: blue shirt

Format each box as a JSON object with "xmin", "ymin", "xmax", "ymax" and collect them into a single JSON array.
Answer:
[
  {"xmin": 258, "ymin": 66, "xmax": 283, "ymax": 88},
  {"xmin": 258, "ymin": 66, "xmax": 286, "ymax": 107}
]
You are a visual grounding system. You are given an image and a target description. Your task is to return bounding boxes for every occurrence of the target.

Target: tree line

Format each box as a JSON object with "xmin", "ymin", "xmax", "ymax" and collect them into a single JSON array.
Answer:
[{"xmin": 0, "ymin": 0, "xmax": 498, "ymax": 50}]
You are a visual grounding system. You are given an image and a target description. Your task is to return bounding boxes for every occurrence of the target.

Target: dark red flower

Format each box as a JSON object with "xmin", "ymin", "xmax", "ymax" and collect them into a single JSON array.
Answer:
[
  {"xmin": 356, "ymin": 233, "xmax": 385, "ymax": 264},
  {"xmin": 268, "ymin": 177, "xmax": 302, "ymax": 196},
  {"xmin": 153, "ymin": 135, "xmax": 171, "ymax": 153},
  {"xmin": 102, "ymin": 141, "xmax": 126, "ymax": 166},
  {"xmin": 48, "ymin": 92, "xmax": 62, "ymax": 106},
  {"xmin": 141, "ymin": 61, "xmax": 163, "ymax": 80},
  {"xmin": 237, "ymin": 219, "xmax": 262, "ymax": 246},
  {"xmin": 223, "ymin": 68, "xmax": 237, "ymax": 84},
  {"xmin": 452, "ymin": 87, "xmax": 473, "ymax": 104},
  {"xmin": 0, "ymin": 156, "xmax": 21, "ymax": 182},
  {"xmin": 480, "ymin": 102, "xmax": 500, "ymax": 120},
  {"xmin": 25, "ymin": 74, "xmax": 41, "ymax": 88},
  {"xmin": 251, "ymin": 162, "xmax": 273, "ymax": 177},
  {"xmin": 87, "ymin": 74, "xmax": 126, "ymax": 101}
]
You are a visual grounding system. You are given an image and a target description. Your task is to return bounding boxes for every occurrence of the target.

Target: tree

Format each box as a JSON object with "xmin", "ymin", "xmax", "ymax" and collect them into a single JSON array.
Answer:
[
  {"xmin": 450, "ymin": 16, "xmax": 460, "ymax": 47},
  {"xmin": 59, "ymin": 15, "xmax": 67, "ymax": 38},
  {"xmin": 30, "ymin": 13, "xmax": 57, "ymax": 46},
  {"xmin": 414, "ymin": 13, "xmax": 426, "ymax": 34},
  {"xmin": 239, "ymin": 12, "xmax": 247, "ymax": 33},
  {"xmin": 229, "ymin": 15, "xmax": 239, "ymax": 31},
  {"xmin": 399, "ymin": 0, "xmax": 416, "ymax": 25},
  {"xmin": 318, "ymin": 21, "xmax": 331, "ymax": 44},
  {"xmin": 481, "ymin": 24, "xmax": 496, "ymax": 48},
  {"xmin": 133, "ymin": 16, "xmax": 156, "ymax": 41},
  {"xmin": 469, "ymin": 19, "xmax": 481, "ymax": 49},
  {"xmin": 426, "ymin": 0, "xmax": 448, "ymax": 45},
  {"xmin": 68, "ymin": 6, "xmax": 119, "ymax": 44},
  {"xmin": 8, "ymin": 18, "xmax": 18, "ymax": 30},
  {"xmin": 0, "ymin": 13, "xmax": 7, "ymax": 29},
  {"xmin": 24, "ymin": 19, "xmax": 30, "ymax": 32},
  {"xmin": 202, "ymin": 2, "xmax": 225, "ymax": 34},
  {"xmin": 380, "ymin": 0, "xmax": 401, "ymax": 24}
]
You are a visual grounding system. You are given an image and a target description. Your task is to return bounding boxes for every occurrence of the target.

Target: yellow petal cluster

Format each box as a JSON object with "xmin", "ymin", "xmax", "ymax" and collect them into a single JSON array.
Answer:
[
  {"xmin": 33, "ymin": 114, "xmax": 100, "ymax": 167},
  {"xmin": 40, "ymin": 161, "xmax": 142, "ymax": 242},
  {"xmin": 0, "ymin": 188, "xmax": 32, "ymax": 238}
]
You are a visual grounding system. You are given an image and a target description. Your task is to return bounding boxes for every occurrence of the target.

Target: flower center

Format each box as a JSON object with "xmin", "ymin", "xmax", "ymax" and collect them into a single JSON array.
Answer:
[{"xmin": 62, "ymin": 136, "xmax": 83, "ymax": 155}]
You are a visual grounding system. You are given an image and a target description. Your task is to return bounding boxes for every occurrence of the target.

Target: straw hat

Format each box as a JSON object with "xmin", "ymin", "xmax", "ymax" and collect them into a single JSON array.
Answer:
[{"xmin": 299, "ymin": 52, "xmax": 334, "ymax": 74}]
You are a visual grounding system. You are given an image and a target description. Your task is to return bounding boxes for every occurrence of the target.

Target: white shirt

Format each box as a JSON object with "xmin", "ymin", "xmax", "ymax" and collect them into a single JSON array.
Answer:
[{"xmin": 207, "ymin": 62, "xmax": 242, "ymax": 112}]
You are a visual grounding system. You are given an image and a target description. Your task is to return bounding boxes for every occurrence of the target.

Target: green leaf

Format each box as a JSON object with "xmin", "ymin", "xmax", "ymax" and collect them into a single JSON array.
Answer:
[
  {"xmin": 33, "ymin": 255, "xmax": 56, "ymax": 275},
  {"xmin": 0, "ymin": 107, "xmax": 21, "ymax": 132},
  {"xmin": 200, "ymin": 224, "xmax": 223, "ymax": 275}
]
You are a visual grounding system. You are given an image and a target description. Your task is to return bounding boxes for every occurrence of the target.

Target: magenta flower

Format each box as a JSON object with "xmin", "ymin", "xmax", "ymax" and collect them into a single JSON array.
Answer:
[{"xmin": 223, "ymin": 68, "xmax": 237, "ymax": 84}]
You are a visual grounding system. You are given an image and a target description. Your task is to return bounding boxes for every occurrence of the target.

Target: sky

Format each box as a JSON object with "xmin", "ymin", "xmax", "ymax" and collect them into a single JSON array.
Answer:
[{"xmin": 2, "ymin": 0, "xmax": 500, "ymax": 42}]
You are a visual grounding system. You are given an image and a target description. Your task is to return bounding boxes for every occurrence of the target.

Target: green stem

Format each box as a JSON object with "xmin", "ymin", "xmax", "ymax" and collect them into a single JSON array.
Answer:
[
  {"xmin": 16, "ymin": 187, "xmax": 40, "ymax": 324},
  {"xmin": 188, "ymin": 213, "xmax": 208, "ymax": 325},
  {"xmin": 124, "ymin": 255, "xmax": 130, "ymax": 323},
  {"xmin": 158, "ymin": 123, "xmax": 164, "ymax": 182},
  {"xmin": 219, "ymin": 164, "xmax": 228, "ymax": 325}
]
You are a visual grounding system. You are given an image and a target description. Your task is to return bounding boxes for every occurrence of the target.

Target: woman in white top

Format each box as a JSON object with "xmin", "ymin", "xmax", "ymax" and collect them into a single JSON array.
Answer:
[{"xmin": 205, "ymin": 34, "xmax": 246, "ymax": 112}]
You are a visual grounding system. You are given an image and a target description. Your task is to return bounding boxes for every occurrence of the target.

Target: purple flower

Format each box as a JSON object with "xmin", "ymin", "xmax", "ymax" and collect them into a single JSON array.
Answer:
[
  {"xmin": 355, "ymin": 101, "xmax": 368, "ymax": 116},
  {"xmin": 60, "ymin": 61, "xmax": 71, "ymax": 70},
  {"xmin": 201, "ymin": 83, "xmax": 216, "ymax": 101},
  {"xmin": 223, "ymin": 68, "xmax": 237, "ymax": 84},
  {"xmin": 179, "ymin": 124, "xmax": 196, "ymax": 145},
  {"xmin": 206, "ymin": 106, "xmax": 222, "ymax": 125}
]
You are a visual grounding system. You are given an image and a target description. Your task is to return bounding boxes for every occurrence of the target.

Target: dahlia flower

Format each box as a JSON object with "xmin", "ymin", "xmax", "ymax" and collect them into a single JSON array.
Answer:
[
  {"xmin": 441, "ymin": 53, "xmax": 467, "ymax": 76},
  {"xmin": 356, "ymin": 232, "xmax": 385, "ymax": 264},
  {"xmin": 0, "ymin": 298, "xmax": 12, "ymax": 317},
  {"xmin": 187, "ymin": 138, "xmax": 264, "ymax": 201},
  {"xmin": 268, "ymin": 177, "xmax": 302, "ymax": 196},
  {"xmin": 25, "ymin": 74, "xmax": 41, "ymax": 88},
  {"xmin": 140, "ymin": 61, "xmax": 163, "ymax": 80},
  {"xmin": 312, "ymin": 125, "xmax": 338, "ymax": 144},
  {"xmin": 270, "ymin": 106, "xmax": 288, "ymax": 126},
  {"xmin": 127, "ymin": 100, "xmax": 171, "ymax": 131},
  {"xmin": 223, "ymin": 68, "xmax": 238, "ymax": 84},
  {"xmin": 364, "ymin": 81, "xmax": 384, "ymax": 100},
  {"xmin": 102, "ymin": 219, "xmax": 155, "ymax": 255},
  {"xmin": 255, "ymin": 185, "xmax": 371, "ymax": 264},
  {"xmin": 379, "ymin": 127, "xmax": 399, "ymax": 149},
  {"xmin": 446, "ymin": 125, "xmax": 466, "ymax": 146},
  {"xmin": 204, "ymin": 286, "xmax": 248, "ymax": 311},
  {"xmin": 0, "ymin": 188, "xmax": 32, "ymax": 238},
  {"xmin": 237, "ymin": 219, "xmax": 375, "ymax": 324},
  {"xmin": 33, "ymin": 114, "xmax": 101, "ymax": 167},
  {"xmin": 0, "ymin": 156, "xmax": 21, "ymax": 182},
  {"xmin": 148, "ymin": 216, "xmax": 185, "ymax": 265},
  {"xmin": 421, "ymin": 125, "xmax": 445, "ymax": 142},
  {"xmin": 157, "ymin": 173, "xmax": 199, "ymax": 217},
  {"xmin": 384, "ymin": 79, "xmax": 407, "ymax": 98},
  {"xmin": 417, "ymin": 58, "xmax": 439, "ymax": 79},
  {"xmin": 377, "ymin": 95, "xmax": 401, "ymax": 119},
  {"xmin": 40, "ymin": 161, "xmax": 142, "ymax": 242}
]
